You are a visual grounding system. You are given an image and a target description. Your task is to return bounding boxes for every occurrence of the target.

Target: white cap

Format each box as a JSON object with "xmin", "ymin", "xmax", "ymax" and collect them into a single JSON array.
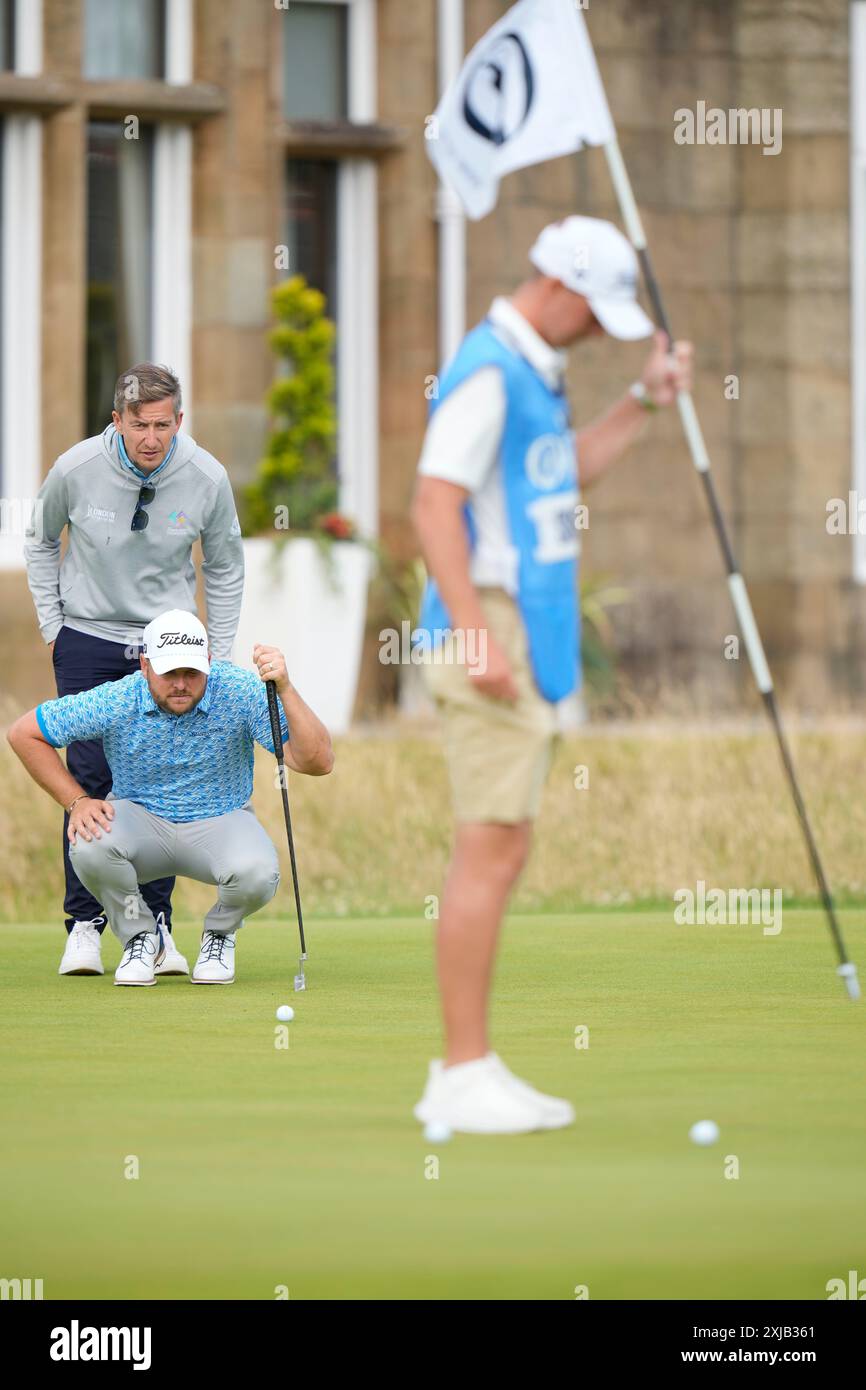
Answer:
[
  {"xmin": 529, "ymin": 215, "xmax": 655, "ymax": 341},
  {"xmin": 141, "ymin": 609, "xmax": 210, "ymax": 676}
]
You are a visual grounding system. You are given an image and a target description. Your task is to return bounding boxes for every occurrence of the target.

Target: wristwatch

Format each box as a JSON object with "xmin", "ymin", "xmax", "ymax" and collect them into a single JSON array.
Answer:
[{"xmin": 629, "ymin": 381, "xmax": 660, "ymax": 412}]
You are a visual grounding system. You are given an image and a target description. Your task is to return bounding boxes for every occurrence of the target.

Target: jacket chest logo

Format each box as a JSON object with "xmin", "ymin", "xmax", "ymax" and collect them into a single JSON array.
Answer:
[{"xmin": 86, "ymin": 503, "xmax": 117, "ymax": 523}]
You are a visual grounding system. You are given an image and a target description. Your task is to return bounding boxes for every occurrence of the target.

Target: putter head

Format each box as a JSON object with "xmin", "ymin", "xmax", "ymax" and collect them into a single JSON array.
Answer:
[
  {"xmin": 294, "ymin": 954, "xmax": 307, "ymax": 992},
  {"xmin": 837, "ymin": 961, "xmax": 860, "ymax": 1001}
]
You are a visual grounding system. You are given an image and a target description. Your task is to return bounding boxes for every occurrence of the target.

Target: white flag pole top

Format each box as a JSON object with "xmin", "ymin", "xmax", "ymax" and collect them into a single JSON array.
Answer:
[{"xmin": 427, "ymin": 0, "xmax": 615, "ymax": 221}]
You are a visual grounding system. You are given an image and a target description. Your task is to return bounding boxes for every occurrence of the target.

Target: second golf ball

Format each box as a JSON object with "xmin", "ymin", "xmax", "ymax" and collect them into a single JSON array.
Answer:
[
  {"xmin": 689, "ymin": 1120, "xmax": 720, "ymax": 1146},
  {"xmin": 276, "ymin": 1005, "xmax": 295, "ymax": 1022}
]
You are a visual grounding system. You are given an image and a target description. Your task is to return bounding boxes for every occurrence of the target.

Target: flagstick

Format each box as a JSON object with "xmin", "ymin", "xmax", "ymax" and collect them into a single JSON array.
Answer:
[{"xmin": 602, "ymin": 138, "xmax": 860, "ymax": 1000}]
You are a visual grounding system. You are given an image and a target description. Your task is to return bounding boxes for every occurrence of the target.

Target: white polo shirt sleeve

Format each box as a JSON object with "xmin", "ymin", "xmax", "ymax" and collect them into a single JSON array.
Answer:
[{"xmin": 417, "ymin": 366, "xmax": 506, "ymax": 492}]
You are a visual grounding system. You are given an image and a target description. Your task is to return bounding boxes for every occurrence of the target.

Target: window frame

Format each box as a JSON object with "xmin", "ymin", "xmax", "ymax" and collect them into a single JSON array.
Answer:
[
  {"xmin": 276, "ymin": 0, "xmax": 379, "ymax": 538},
  {"xmin": 82, "ymin": 0, "xmax": 194, "ymax": 435},
  {"xmin": 0, "ymin": 0, "xmax": 42, "ymax": 571},
  {"xmin": 82, "ymin": 0, "xmax": 167, "ymax": 84},
  {"xmin": 0, "ymin": 0, "xmax": 14, "ymax": 73},
  {"xmin": 85, "ymin": 118, "xmax": 157, "ymax": 438},
  {"xmin": 281, "ymin": 0, "xmax": 349, "ymax": 124}
]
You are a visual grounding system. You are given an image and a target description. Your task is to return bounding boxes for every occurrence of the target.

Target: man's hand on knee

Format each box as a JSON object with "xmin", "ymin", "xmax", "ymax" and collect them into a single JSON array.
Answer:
[{"xmin": 67, "ymin": 798, "xmax": 115, "ymax": 845}]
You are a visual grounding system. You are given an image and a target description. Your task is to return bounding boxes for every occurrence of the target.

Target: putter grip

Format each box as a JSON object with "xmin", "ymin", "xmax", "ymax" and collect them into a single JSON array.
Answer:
[{"xmin": 265, "ymin": 679, "xmax": 285, "ymax": 761}]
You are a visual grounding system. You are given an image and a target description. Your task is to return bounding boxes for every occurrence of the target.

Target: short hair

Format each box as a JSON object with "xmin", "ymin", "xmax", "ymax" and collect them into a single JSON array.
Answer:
[{"xmin": 113, "ymin": 363, "xmax": 182, "ymax": 418}]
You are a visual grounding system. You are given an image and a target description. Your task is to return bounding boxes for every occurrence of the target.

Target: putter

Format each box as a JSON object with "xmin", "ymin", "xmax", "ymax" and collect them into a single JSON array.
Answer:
[{"xmin": 266, "ymin": 679, "xmax": 308, "ymax": 991}]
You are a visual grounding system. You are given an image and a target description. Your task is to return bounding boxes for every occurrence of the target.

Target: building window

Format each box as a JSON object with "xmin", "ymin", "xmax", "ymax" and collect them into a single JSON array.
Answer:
[
  {"xmin": 282, "ymin": 2, "xmax": 348, "ymax": 121},
  {"xmin": 284, "ymin": 158, "xmax": 338, "ymax": 318},
  {"xmin": 1, "ymin": 103, "xmax": 43, "ymax": 568},
  {"xmin": 83, "ymin": 0, "xmax": 165, "ymax": 81},
  {"xmin": 278, "ymin": 0, "xmax": 378, "ymax": 534},
  {"xmin": 86, "ymin": 122, "xmax": 155, "ymax": 437},
  {"xmin": 0, "ymin": 0, "xmax": 13, "ymax": 70},
  {"xmin": 282, "ymin": 158, "xmax": 339, "ymax": 484}
]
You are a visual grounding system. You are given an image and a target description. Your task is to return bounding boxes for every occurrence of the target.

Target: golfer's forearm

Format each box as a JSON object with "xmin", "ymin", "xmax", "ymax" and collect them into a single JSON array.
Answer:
[
  {"xmin": 576, "ymin": 392, "xmax": 651, "ymax": 486},
  {"xmin": 6, "ymin": 725, "xmax": 82, "ymax": 808},
  {"xmin": 412, "ymin": 499, "xmax": 487, "ymax": 634},
  {"xmin": 279, "ymin": 686, "xmax": 334, "ymax": 775}
]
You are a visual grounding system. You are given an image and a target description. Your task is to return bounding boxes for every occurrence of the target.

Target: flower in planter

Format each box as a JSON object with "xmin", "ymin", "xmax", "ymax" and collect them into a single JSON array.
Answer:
[{"xmin": 317, "ymin": 512, "xmax": 356, "ymax": 542}]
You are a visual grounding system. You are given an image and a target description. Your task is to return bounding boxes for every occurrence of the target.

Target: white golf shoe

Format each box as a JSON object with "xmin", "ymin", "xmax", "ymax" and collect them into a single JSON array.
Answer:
[
  {"xmin": 114, "ymin": 930, "xmax": 165, "ymax": 987},
  {"xmin": 414, "ymin": 1055, "xmax": 573, "ymax": 1135},
  {"xmin": 191, "ymin": 930, "xmax": 236, "ymax": 984},
  {"xmin": 58, "ymin": 918, "xmax": 105, "ymax": 976},
  {"xmin": 153, "ymin": 914, "xmax": 189, "ymax": 976},
  {"xmin": 485, "ymin": 1052, "xmax": 575, "ymax": 1126}
]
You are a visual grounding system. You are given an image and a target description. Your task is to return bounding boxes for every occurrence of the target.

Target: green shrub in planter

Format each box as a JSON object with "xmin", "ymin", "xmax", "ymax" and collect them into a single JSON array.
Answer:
[{"xmin": 244, "ymin": 275, "xmax": 340, "ymax": 537}]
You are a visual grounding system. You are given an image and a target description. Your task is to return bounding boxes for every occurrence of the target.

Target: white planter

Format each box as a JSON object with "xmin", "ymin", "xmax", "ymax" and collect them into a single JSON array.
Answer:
[{"xmin": 233, "ymin": 537, "xmax": 372, "ymax": 735}]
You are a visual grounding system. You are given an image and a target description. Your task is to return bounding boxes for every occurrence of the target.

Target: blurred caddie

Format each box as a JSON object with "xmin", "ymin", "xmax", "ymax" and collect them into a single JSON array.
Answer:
[{"xmin": 411, "ymin": 216, "xmax": 694, "ymax": 1134}]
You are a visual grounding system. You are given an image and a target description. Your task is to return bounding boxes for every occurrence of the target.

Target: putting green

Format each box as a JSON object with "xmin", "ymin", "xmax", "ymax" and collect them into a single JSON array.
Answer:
[{"xmin": 1, "ymin": 912, "xmax": 864, "ymax": 1301}]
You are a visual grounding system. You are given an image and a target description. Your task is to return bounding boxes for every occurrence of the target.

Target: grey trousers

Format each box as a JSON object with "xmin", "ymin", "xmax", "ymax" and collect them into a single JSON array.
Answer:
[{"xmin": 69, "ymin": 796, "xmax": 280, "ymax": 948}]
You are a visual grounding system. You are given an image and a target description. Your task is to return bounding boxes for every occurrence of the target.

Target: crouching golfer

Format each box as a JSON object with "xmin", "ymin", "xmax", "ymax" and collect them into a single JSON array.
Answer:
[{"xmin": 6, "ymin": 610, "xmax": 333, "ymax": 985}]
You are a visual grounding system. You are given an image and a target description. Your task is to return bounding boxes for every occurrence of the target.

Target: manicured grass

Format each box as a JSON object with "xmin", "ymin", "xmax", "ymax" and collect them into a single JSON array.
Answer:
[{"xmin": 1, "ymin": 911, "xmax": 864, "ymax": 1300}]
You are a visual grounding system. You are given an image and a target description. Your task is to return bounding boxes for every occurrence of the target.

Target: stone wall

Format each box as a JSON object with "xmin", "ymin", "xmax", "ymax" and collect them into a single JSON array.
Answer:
[{"xmin": 0, "ymin": 0, "xmax": 858, "ymax": 719}]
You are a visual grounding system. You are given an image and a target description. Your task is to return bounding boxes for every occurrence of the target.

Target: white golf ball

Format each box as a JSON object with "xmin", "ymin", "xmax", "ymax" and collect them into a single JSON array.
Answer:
[
  {"xmin": 276, "ymin": 1005, "xmax": 295, "ymax": 1023},
  {"xmin": 423, "ymin": 1122, "xmax": 452, "ymax": 1144},
  {"xmin": 689, "ymin": 1119, "xmax": 720, "ymax": 1146}
]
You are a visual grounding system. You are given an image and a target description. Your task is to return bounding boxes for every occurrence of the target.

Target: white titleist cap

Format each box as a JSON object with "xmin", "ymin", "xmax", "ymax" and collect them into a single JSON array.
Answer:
[
  {"xmin": 529, "ymin": 215, "xmax": 655, "ymax": 341},
  {"xmin": 142, "ymin": 609, "xmax": 210, "ymax": 676}
]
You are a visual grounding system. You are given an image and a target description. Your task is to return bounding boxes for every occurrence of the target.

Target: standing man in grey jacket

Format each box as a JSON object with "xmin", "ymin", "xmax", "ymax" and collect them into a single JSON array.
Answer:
[{"xmin": 24, "ymin": 362, "xmax": 245, "ymax": 979}]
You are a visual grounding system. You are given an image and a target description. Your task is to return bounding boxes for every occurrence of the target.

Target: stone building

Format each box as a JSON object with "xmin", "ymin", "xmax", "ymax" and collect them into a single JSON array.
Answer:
[{"xmin": 0, "ymin": 0, "xmax": 860, "ymax": 714}]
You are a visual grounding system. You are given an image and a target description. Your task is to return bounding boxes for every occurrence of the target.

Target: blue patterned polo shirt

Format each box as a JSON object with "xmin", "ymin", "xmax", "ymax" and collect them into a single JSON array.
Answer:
[{"xmin": 35, "ymin": 660, "xmax": 289, "ymax": 823}]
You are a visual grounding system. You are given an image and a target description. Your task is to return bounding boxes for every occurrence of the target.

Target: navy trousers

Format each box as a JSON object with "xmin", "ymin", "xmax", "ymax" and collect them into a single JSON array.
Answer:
[{"xmin": 52, "ymin": 624, "xmax": 175, "ymax": 934}]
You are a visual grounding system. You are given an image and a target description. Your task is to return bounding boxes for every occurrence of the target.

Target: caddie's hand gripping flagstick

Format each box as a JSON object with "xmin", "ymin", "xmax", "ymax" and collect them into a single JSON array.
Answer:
[
  {"xmin": 597, "ymin": 130, "xmax": 859, "ymax": 1000},
  {"xmin": 266, "ymin": 680, "xmax": 308, "ymax": 991}
]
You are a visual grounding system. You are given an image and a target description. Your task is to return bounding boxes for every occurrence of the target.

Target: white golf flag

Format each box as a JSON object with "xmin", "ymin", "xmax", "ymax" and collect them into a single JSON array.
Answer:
[{"xmin": 427, "ymin": 0, "xmax": 615, "ymax": 220}]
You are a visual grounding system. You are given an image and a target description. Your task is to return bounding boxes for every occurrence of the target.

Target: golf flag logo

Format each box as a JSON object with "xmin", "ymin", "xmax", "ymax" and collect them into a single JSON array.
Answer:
[
  {"xmin": 463, "ymin": 31, "xmax": 534, "ymax": 146},
  {"xmin": 427, "ymin": 0, "xmax": 615, "ymax": 219}
]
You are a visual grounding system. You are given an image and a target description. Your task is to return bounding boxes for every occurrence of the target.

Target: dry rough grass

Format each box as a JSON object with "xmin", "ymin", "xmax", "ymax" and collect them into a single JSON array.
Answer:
[{"xmin": 2, "ymin": 722, "xmax": 866, "ymax": 923}]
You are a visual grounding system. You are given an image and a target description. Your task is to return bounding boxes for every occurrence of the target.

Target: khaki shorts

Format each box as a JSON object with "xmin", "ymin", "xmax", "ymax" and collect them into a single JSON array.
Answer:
[{"xmin": 421, "ymin": 588, "xmax": 558, "ymax": 824}]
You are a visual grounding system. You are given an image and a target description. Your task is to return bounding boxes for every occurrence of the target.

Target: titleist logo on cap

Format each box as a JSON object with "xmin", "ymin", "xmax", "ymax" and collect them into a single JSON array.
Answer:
[{"xmin": 154, "ymin": 632, "xmax": 205, "ymax": 650}]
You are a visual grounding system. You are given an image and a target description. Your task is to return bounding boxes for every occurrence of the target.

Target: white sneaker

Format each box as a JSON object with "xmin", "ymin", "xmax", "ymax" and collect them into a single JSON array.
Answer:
[
  {"xmin": 191, "ymin": 930, "xmax": 236, "ymax": 984},
  {"xmin": 485, "ymin": 1052, "xmax": 575, "ymax": 1127},
  {"xmin": 413, "ymin": 1055, "xmax": 569, "ymax": 1135},
  {"xmin": 59, "ymin": 919, "xmax": 105, "ymax": 976},
  {"xmin": 153, "ymin": 913, "xmax": 189, "ymax": 976},
  {"xmin": 114, "ymin": 930, "xmax": 165, "ymax": 987}
]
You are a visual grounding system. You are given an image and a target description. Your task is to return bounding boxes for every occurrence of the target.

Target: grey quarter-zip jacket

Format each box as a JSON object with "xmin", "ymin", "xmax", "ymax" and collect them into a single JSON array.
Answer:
[{"xmin": 23, "ymin": 424, "xmax": 244, "ymax": 657}]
